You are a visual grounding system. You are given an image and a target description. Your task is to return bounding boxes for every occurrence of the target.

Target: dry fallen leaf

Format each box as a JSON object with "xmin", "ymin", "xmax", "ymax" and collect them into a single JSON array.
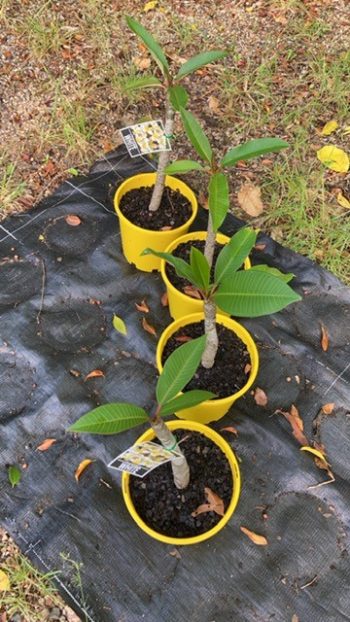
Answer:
[
  {"xmin": 208, "ymin": 95, "xmax": 220, "ymax": 114},
  {"xmin": 36, "ymin": 438, "xmax": 56, "ymax": 452},
  {"xmin": 237, "ymin": 183, "xmax": 264, "ymax": 217},
  {"xmin": 135, "ymin": 300, "xmax": 150, "ymax": 313},
  {"xmin": 142, "ymin": 317, "xmax": 157, "ymax": 336},
  {"xmin": 169, "ymin": 548, "xmax": 181, "ymax": 559},
  {"xmin": 254, "ymin": 243, "xmax": 266, "ymax": 251},
  {"xmin": 65, "ymin": 215, "xmax": 81, "ymax": 227},
  {"xmin": 161, "ymin": 292, "xmax": 168, "ymax": 307},
  {"xmin": 0, "ymin": 570, "xmax": 10, "ymax": 592},
  {"xmin": 220, "ymin": 426, "xmax": 238, "ymax": 436},
  {"xmin": 198, "ymin": 191, "xmax": 208, "ymax": 210},
  {"xmin": 254, "ymin": 387, "xmax": 268, "ymax": 406},
  {"xmin": 84, "ymin": 369, "xmax": 105, "ymax": 381},
  {"xmin": 69, "ymin": 368, "xmax": 81, "ymax": 378},
  {"xmin": 320, "ymin": 120, "xmax": 339, "ymax": 136},
  {"xmin": 291, "ymin": 615, "xmax": 299, "ymax": 622},
  {"xmin": 183, "ymin": 285, "xmax": 202, "ymax": 299},
  {"xmin": 320, "ymin": 323, "xmax": 329, "ymax": 351},
  {"xmin": 244, "ymin": 363, "xmax": 252, "ymax": 374},
  {"xmin": 321, "ymin": 403, "xmax": 335, "ymax": 415},
  {"xmin": 160, "ymin": 225, "xmax": 173, "ymax": 231},
  {"xmin": 240, "ymin": 526, "xmax": 268, "ymax": 546},
  {"xmin": 336, "ymin": 192, "xmax": 350, "ymax": 209},
  {"xmin": 277, "ymin": 405, "xmax": 308, "ymax": 446},
  {"xmin": 191, "ymin": 487, "xmax": 224, "ymax": 517},
  {"xmin": 75, "ymin": 459, "xmax": 94, "ymax": 482},
  {"xmin": 133, "ymin": 56, "xmax": 151, "ymax": 71},
  {"xmin": 317, "ymin": 145, "xmax": 349, "ymax": 173},
  {"xmin": 175, "ymin": 335, "xmax": 192, "ymax": 343}
]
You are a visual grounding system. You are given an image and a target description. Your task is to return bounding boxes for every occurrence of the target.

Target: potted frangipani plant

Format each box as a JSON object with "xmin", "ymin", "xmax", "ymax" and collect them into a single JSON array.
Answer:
[
  {"xmin": 114, "ymin": 16, "xmax": 227, "ymax": 271},
  {"xmin": 143, "ymin": 110, "xmax": 301, "ymax": 423},
  {"xmin": 69, "ymin": 336, "xmax": 241, "ymax": 545}
]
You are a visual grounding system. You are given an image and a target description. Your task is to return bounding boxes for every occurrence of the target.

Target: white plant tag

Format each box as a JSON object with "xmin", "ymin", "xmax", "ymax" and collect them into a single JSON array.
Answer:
[
  {"xmin": 120, "ymin": 120, "xmax": 172, "ymax": 158},
  {"xmin": 108, "ymin": 440, "xmax": 181, "ymax": 478}
]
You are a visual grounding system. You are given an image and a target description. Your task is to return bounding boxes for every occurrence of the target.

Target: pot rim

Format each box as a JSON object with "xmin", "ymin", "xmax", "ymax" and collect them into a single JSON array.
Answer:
[
  {"xmin": 156, "ymin": 312, "xmax": 259, "ymax": 407},
  {"xmin": 122, "ymin": 419, "xmax": 241, "ymax": 545},
  {"xmin": 114, "ymin": 172, "xmax": 198, "ymax": 236}
]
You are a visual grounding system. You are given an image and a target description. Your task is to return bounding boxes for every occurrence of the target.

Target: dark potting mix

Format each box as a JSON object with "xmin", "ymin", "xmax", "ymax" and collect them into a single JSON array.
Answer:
[
  {"xmin": 119, "ymin": 185, "xmax": 192, "ymax": 230},
  {"xmin": 130, "ymin": 430, "xmax": 233, "ymax": 537},
  {"xmin": 162, "ymin": 321, "xmax": 251, "ymax": 397}
]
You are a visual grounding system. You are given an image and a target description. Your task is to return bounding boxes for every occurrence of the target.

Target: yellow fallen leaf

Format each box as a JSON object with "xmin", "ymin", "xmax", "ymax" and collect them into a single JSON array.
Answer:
[
  {"xmin": 75, "ymin": 459, "xmax": 94, "ymax": 482},
  {"xmin": 336, "ymin": 192, "xmax": 350, "ymax": 209},
  {"xmin": 320, "ymin": 120, "xmax": 338, "ymax": 136},
  {"xmin": 240, "ymin": 526, "xmax": 268, "ymax": 546},
  {"xmin": 0, "ymin": 569, "xmax": 10, "ymax": 591},
  {"xmin": 38, "ymin": 234, "xmax": 45, "ymax": 241},
  {"xmin": 113, "ymin": 314, "xmax": 127, "ymax": 335},
  {"xmin": 317, "ymin": 146, "xmax": 349, "ymax": 173},
  {"xmin": 300, "ymin": 446, "xmax": 328, "ymax": 465},
  {"xmin": 144, "ymin": 0, "xmax": 158, "ymax": 11}
]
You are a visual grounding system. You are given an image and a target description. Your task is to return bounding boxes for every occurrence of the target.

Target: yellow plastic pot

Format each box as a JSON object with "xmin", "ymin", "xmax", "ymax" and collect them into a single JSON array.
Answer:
[
  {"xmin": 160, "ymin": 231, "xmax": 251, "ymax": 320},
  {"xmin": 156, "ymin": 313, "xmax": 259, "ymax": 424},
  {"xmin": 114, "ymin": 173, "xmax": 198, "ymax": 272},
  {"xmin": 122, "ymin": 419, "xmax": 241, "ymax": 545}
]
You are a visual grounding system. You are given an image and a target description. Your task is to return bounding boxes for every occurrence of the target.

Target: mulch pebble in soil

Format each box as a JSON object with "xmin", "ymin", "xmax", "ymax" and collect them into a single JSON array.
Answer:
[
  {"xmin": 130, "ymin": 430, "xmax": 233, "ymax": 538},
  {"xmin": 118, "ymin": 186, "xmax": 192, "ymax": 231},
  {"xmin": 162, "ymin": 321, "xmax": 251, "ymax": 398}
]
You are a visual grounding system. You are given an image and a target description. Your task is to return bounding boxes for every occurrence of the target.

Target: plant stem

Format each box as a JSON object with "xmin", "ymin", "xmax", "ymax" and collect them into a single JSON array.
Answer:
[
  {"xmin": 150, "ymin": 416, "xmax": 190, "ymax": 489},
  {"xmin": 204, "ymin": 211, "xmax": 216, "ymax": 268},
  {"xmin": 148, "ymin": 97, "xmax": 174, "ymax": 212},
  {"xmin": 201, "ymin": 298, "xmax": 218, "ymax": 368}
]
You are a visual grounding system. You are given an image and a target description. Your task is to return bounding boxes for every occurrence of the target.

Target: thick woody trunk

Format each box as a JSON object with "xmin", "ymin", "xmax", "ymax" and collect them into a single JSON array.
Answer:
[
  {"xmin": 201, "ymin": 298, "xmax": 218, "ymax": 369},
  {"xmin": 148, "ymin": 98, "xmax": 174, "ymax": 213},
  {"xmin": 151, "ymin": 417, "xmax": 190, "ymax": 489}
]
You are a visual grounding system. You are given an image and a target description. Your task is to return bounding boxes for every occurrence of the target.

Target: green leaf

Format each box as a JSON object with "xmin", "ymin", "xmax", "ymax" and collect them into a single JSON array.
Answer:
[
  {"xmin": 208, "ymin": 172, "xmax": 229, "ymax": 231},
  {"xmin": 168, "ymin": 85, "xmax": 189, "ymax": 111},
  {"xmin": 176, "ymin": 50, "xmax": 227, "ymax": 80},
  {"xmin": 156, "ymin": 335, "xmax": 207, "ymax": 405},
  {"xmin": 67, "ymin": 167, "xmax": 79, "ymax": 176},
  {"xmin": 113, "ymin": 314, "xmax": 127, "ymax": 335},
  {"xmin": 124, "ymin": 76, "xmax": 162, "ymax": 90},
  {"xmin": 221, "ymin": 138, "xmax": 289, "ymax": 168},
  {"xmin": 8, "ymin": 465, "xmax": 21, "ymax": 488},
  {"xmin": 180, "ymin": 108, "xmax": 212, "ymax": 163},
  {"xmin": 159, "ymin": 390, "xmax": 215, "ymax": 416},
  {"xmin": 165, "ymin": 160, "xmax": 204, "ymax": 175},
  {"xmin": 214, "ymin": 270, "xmax": 301, "ymax": 317},
  {"xmin": 214, "ymin": 227, "xmax": 257, "ymax": 284},
  {"xmin": 190, "ymin": 247, "xmax": 210, "ymax": 293},
  {"xmin": 141, "ymin": 248, "xmax": 196, "ymax": 285},
  {"xmin": 249, "ymin": 264, "xmax": 294, "ymax": 283},
  {"xmin": 125, "ymin": 15, "xmax": 169, "ymax": 76},
  {"xmin": 69, "ymin": 403, "xmax": 148, "ymax": 435}
]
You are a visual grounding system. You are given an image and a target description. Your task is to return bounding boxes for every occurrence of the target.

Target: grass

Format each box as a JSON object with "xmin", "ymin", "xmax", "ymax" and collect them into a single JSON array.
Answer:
[
  {"xmin": 0, "ymin": 155, "xmax": 26, "ymax": 213},
  {"xmin": 0, "ymin": 532, "xmax": 59, "ymax": 621}
]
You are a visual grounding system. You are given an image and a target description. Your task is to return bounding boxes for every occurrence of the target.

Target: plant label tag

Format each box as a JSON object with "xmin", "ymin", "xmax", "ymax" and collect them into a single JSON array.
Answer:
[
  {"xmin": 108, "ymin": 441, "xmax": 182, "ymax": 478},
  {"xmin": 120, "ymin": 120, "xmax": 171, "ymax": 158}
]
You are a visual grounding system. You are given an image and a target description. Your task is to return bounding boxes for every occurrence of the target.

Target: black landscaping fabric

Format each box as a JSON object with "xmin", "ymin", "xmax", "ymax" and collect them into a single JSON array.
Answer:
[{"xmin": 1, "ymin": 145, "xmax": 350, "ymax": 622}]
